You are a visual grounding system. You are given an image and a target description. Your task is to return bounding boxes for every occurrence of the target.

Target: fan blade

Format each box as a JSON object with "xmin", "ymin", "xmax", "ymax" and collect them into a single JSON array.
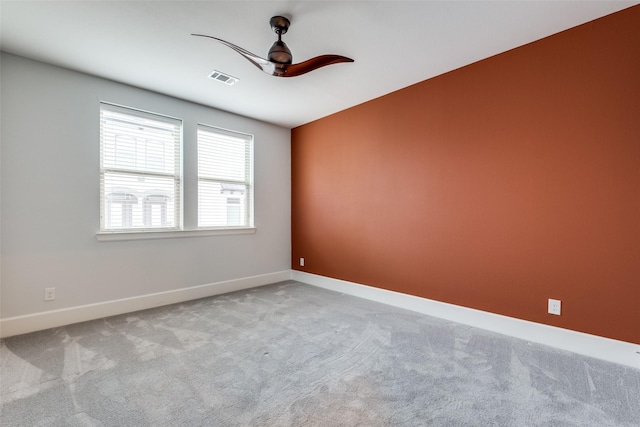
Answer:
[
  {"xmin": 283, "ymin": 55, "xmax": 354, "ymax": 77},
  {"xmin": 191, "ymin": 34, "xmax": 276, "ymax": 75}
]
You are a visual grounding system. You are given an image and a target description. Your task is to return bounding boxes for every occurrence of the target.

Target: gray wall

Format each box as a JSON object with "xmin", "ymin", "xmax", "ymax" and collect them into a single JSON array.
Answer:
[{"xmin": 1, "ymin": 53, "xmax": 291, "ymax": 318}]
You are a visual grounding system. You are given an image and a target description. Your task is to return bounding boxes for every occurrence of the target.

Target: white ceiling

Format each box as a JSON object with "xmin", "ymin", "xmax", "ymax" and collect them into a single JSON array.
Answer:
[{"xmin": 1, "ymin": 1, "xmax": 637, "ymax": 129}]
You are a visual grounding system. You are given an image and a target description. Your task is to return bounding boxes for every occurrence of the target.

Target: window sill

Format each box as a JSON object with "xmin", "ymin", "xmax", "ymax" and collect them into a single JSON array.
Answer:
[{"xmin": 96, "ymin": 227, "xmax": 256, "ymax": 242}]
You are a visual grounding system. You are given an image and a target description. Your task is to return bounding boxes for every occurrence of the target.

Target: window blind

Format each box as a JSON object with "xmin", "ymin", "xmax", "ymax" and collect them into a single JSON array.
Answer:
[
  {"xmin": 100, "ymin": 103, "xmax": 182, "ymax": 231},
  {"xmin": 197, "ymin": 125, "xmax": 253, "ymax": 228}
]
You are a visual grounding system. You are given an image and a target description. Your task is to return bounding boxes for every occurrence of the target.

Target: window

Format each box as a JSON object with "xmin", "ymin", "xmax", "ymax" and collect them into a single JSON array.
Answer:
[
  {"xmin": 100, "ymin": 103, "xmax": 182, "ymax": 231},
  {"xmin": 197, "ymin": 125, "xmax": 253, "ymax": 228}
]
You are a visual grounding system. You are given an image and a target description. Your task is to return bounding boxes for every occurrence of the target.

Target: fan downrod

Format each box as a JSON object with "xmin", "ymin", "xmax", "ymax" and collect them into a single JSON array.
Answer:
[{"xmin": 270, "ymin": 16, "xmax": 290, "ymax": 35}]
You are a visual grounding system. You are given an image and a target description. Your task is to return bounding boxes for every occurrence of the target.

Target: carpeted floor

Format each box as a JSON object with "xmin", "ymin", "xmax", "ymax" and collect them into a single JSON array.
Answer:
[{"xmin": 1, "ymin": 280, "xmax": 639, "ymax": 426}]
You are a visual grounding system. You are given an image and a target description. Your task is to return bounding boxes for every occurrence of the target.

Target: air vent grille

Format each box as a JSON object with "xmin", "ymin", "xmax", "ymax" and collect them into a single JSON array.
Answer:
[{"xmin": 208, "ymin": 70, "xmax": 238, "ymax": 85}]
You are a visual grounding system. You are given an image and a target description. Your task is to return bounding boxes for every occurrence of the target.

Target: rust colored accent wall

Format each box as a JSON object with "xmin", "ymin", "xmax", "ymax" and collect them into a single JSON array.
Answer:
[{"xmin": 291, "ymin": 6, "xmax": 640, "ymax": 344}]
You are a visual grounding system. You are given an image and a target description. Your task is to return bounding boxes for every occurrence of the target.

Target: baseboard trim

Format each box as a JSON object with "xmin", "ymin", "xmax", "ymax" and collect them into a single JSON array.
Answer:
[
  {"xmin": 4, "ymin": 270, "xmax": 639, "ymax": 369},
  {"xmin": 0, "ymin": 270, "xmax": 291, "ymax": 338},
  {"xmin": 292, "ymin": 271, "xmax": 640, "ymax": 369}
]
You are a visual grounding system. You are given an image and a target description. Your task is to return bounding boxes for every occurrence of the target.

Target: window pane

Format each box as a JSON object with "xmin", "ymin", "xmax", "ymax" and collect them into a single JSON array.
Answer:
[
  {"xmin": 101, "ymin": 110, "xmax": 177, "ymax": 174},
  {"xmin": 198, "ymin": 181, "xmax": 247, "ymax": 227},
  {"xmin": 198, "ymin": 132, "xmax": 247, "ymax": 180},
  {"xmin": 103, "ymin": 172, "xmax": 177, "ymax": 229}
]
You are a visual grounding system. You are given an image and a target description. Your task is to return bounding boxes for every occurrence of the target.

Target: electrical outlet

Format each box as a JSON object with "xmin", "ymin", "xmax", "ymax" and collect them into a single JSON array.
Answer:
[
  {"xmin": 45, "ymin": 287, "xmax": 56, "ymax": 301},
  {"xmin": 548, "ymin": 298, "xmax": 561, "ymax": 315},
  {"xmin": 300, "ymin": 257, "xmax": 305, "ymax": 267}
]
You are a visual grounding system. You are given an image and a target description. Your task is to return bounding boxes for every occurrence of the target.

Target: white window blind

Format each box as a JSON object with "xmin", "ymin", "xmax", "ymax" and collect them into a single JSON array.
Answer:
[
  {"xmin": 100, "ymin": 103, "xmax": 182, "ymax": 231},
  {"xmin": 197, "ymin": 125, "xmax": 253, "ymax": 228}
]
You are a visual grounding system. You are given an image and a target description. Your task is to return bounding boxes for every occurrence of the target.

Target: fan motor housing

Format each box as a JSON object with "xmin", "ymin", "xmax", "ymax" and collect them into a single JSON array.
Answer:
[{"xmin": 269, "ymin": 40, "xmax": 292, "ymax": 64}]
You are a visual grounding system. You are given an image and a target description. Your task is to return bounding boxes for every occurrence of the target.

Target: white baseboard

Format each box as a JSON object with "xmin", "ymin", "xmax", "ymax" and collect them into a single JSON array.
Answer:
[
  {"xmin": 0, "ymin": 270, "xmax": 291, "ymax": 339},
  {"xmin": 292, "ymin": 271, "xmax": 640, "ymax": 369},
  {"xmin": 4, "ymin": 269, "xmax": 639, "ymax": 369}
]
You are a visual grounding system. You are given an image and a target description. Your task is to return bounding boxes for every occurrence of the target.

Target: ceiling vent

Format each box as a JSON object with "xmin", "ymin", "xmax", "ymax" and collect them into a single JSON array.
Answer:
[{"xmin": 208, "ymin": 70, "xmax": 238, "ymax": 85}]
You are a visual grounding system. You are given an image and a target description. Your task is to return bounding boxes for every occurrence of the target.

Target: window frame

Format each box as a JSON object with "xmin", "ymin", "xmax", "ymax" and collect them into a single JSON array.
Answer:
[
  {"xmin": 99, "ymin": 102, "xmax": 183, "ymax": 233},
  {"xmin": 96, "ymin": 102, "xmax": 256, "ymax": 241},
  {"xmin": 196, "ymin": 123, "xmax": 254, "ymax": 230}
]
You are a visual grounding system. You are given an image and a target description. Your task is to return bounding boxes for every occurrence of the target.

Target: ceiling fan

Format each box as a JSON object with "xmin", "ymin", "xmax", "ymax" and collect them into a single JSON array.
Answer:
[{"xmin": 192, "ymin": 16, "xmax": 354, "ymax": 78}]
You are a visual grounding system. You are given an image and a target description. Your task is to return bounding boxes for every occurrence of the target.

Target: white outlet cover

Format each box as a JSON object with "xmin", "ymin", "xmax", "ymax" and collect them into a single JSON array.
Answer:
[
  {"xmin": 548, "ymin": 298, "xmax": 561, "ymax": 315},
  {"xmin": 300, "ymin": 258, "xmax": 305, "ymax": 267}
]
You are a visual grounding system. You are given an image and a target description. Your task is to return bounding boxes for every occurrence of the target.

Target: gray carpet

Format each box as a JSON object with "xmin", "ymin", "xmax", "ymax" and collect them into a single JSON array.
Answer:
[{"xmin": 1, "ymin": 281, "xmax": 639, "ymax": 426}]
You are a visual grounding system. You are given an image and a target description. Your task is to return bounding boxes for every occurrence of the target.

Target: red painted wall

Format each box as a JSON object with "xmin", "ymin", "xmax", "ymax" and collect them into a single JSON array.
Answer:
[{"xmin": 291, "ymin": 6, "xmax": 640, "ymax": 344}]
